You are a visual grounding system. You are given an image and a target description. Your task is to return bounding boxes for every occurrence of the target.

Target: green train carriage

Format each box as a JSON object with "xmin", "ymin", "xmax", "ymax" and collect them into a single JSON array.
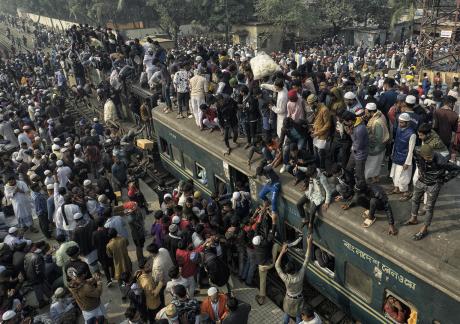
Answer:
[{"xmin": 152, "ymin": 109, "xmax": 460, "ymax": 324}]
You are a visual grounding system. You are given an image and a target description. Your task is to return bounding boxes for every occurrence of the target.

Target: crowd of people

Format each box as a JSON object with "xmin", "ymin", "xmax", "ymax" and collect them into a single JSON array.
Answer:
[{"xmin": 0, "ymin": 11, "xmax": 458, "ymax": 324}]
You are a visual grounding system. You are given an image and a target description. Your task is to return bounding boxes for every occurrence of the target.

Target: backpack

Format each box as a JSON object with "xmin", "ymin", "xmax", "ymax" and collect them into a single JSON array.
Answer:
[{"xmin": 203, "ymin": 251, "xmax": 229, "ymax": 287}]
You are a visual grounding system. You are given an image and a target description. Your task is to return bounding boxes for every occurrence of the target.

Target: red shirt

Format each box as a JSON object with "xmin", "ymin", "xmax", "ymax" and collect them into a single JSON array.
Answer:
[{"xmin": 176, "ymin": 245, "xmax": 204, "ymax": 278}]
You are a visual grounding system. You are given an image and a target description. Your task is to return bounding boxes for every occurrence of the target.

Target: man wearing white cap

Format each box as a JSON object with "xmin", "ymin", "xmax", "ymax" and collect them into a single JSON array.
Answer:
[
  {"xmin": 17, "ymin": 126, "xmax": 32, "ymax": 148},
  {"xmin": 4, "ymin": 176, "xmax": 37, "ymax": 232},
  {"xmin": 201, "ymin": 287, "xmax": 228, "ymax": 323},
  {"xmin": 3, "ymin": 226, "xmax": 32, "ymax": 249},
  {"xmin": 1, "ymin": 310, "xmax": 17, "ymax": 323},
  {"xmin": 56, "ymin": 160, "xmax": 72, "ymax": 188},
  {"xmin": 364, "ymin": 102, "xmax": 390, "ymax": 182},
  {"xmin": 389, "ymin": 113, "xmax": 416, "ymax": 200},
  {"xmin": 344, "ymin": 91, "xmax": 362, "ymax": 113}
]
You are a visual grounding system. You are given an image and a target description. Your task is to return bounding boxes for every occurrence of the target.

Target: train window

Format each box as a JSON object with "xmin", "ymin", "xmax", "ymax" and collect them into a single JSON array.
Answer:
[
  {"xmin": 170, "ymin": 145, "xmax": 182, "ymax": 166},
  {"xmin": 214, "ymin": 175, "xmax": 228, "ymax": 195},
  {"xmin": 159, "ymin": 137, "xmax": 169, "ymax": 157},
  {"xmin": 183, "ymin": 153, "xmax": 194, "ymax": 176},
  {"xmin": 313, "ymin": 244, "xmax": 335, "ymax": 277},
  {"xmin": 344, "ymin": 262, "xmax": 372, "ymax": 303},
  {"xmin": 383, "ymin": 291, "xmax": 417, "ymax": 324},
  {"xmin": 284, "ymin": 221, "xmax": 303, "ymax": 256},
  {"xmin": 195, "ymin": 163, "xmax": 208, "ymax": 185}
]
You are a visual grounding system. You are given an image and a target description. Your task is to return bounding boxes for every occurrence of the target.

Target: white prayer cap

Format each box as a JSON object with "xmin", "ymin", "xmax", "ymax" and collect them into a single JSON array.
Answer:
[
  {"xmin": 401, "ymin": 78, "xmax": 406, "ymax": 83},
  {"xmin": 98, "ymin": 194, "xmax": 107, "ymax": 203},
  {"xmin": 448, "ymin": 90, "xmax": 458, "ymax": 99},
  {"xmin": 44, "ymin": 170, "xmax": 51, "ymax": 175},
  {"xmin": 172, "ymin": 216, "xmax": 181, "ymax": 224},
  {"xmin": 56, "ymin": 160, "xmax": 64, "ymax": 166},
  {"xmin": 52, "ymin": 144, "xmax": 60, "ymax": 151},
  {"xmin": 232, "ymin": 192, "xmax": 241, "ymax": 200},
  {"xmin": 365, "ymin": 103, "xmax": 377, "ymax": 111},
  {"xmin": 405, "ymin": 95, "xmax": 416, "ymax": 105},
  {"xmin": 75, "ymin": 144, "xmax": 82, "ymax": 150},
  {"xmin": 2, "ymin": 310, "xmax": 16, "ymax": 321},
  {"xmin": 34, "ymin": 136, "xmax": 40, "ymax": 141},
  {"xmin": 93, "ymin": 117, "xmax": 99, "ymax": 122},
  {"xmin": 252, "ymin": 235, "xmax": 262, "ymax": 246},
  {"xmin": 83, "ymin": 180, "xmax": 92, "ymax": 186},
  {"xmin": 46, "ymin": 184, "xmax": 55, "ymax": 190},
  {"xmin": 344, "ymin": 92, "xmax": 356, "ymax": 100},
  {"xmin": 8, "ymin": 227, "xmax": 18, "ymax": 234},
  {"xmin": 207, "ymin": 287, "xmax": 218, "ymax": 296},
  {"xmin": 398, "ymin": 113, "xmax": 411, "ymax": 122},
  {"xmin": 164, "ymin": 193, "xmax": 172, "ymax": 200},
  {"xmin": 14, "ymin": 129, "xmax": 20, "ymax": 134},
  {"xmin": 73, "ymin": 213, "xmax": 83, "ymax": 220},
  {"xmin": 64, "ymin": 142, "xmax": 71, "ymax": 147},
  {"xmin": 53, "ymin": 137, "xmax": 60, "ymax": 143}
]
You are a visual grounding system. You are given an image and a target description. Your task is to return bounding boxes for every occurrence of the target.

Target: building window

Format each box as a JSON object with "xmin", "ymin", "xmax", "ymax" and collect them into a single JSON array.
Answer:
[
  {"xmin": 171, "ymin": 145, "xmax": 182, "ymax": 166},
  {"xmin": 195, "ymin": 163, "xmax": 207, "ymax": 185},
  {"xmin": 183, "ymin": 153, "xmax": 194, "ymax": 176},
  {"xmin": 383, "ymin": 291, "xmax": 416, "ymax": 324},
  {"xmin": 313, "ymin": 244, "xmax": 335, "ymax": 278},
  {"xmin": 344, "ymin": 262, "xmax": 372, "ymax": 303},
  {"xmin": 214, "ymin": 175, "xmax": 227, "ymax": 195},
  {"xmin": 159, "ymin": 137, "xmax": 169, "ymax": 157}
]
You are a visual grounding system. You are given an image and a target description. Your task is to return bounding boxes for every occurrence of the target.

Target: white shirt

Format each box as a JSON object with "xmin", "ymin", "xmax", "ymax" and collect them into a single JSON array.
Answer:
[
  {"xmin": 302, "ymin": 313, "xmax": 322, "ymax": 324},
  {"xmin": 57, "ymin": 166, "xmax": 72, "ymax": 188}
]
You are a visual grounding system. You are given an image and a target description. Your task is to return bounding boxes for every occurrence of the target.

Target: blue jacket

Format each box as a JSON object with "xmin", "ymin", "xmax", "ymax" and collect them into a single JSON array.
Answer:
[
  {"xmin": 393, "ymin": 127, "xmax": 415, "ymax": 165},
  {"xmin": 351, "ymin": 122, "xmax": 369, "ymax": 161},
  {"xmin": 377, "ymin": 89, "xmax": 398, "ymax": 116}
]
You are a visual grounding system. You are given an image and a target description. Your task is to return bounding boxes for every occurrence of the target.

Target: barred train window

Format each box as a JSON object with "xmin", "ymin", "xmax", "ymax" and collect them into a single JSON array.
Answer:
[
  {"xmin": 170, "ymin": 145, "xmax": 182, "ymax": 166},
  {"xmin": 344, "ymin": 262, "xmax": 372, "ymax": 303}
]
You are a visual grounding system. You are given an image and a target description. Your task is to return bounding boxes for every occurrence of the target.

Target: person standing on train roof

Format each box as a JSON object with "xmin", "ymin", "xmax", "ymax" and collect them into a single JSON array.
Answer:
[
  {"xmin": 403, "ymin": 144, "xmax": 460, "ymax": 240},
  {"xmin": 216, "ymin": 94, "xmax": 239, "ymax": 155},
  {"xmin": 275, "ymin": 236, "xmax": 313, "ymax": 324},
  {"xmin": 389, "ymin": 113, "xmax": 416, "ymax": 201},
  {"xmin": 260, "ymin": 78, "xmax": 288, "ymax": 139}
]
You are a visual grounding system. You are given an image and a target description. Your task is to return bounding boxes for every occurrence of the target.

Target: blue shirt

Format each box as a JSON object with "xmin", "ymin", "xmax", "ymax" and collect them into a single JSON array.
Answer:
[{"xmin": 32, "ymin": 191, "xmax": 48, "ymax": 216}]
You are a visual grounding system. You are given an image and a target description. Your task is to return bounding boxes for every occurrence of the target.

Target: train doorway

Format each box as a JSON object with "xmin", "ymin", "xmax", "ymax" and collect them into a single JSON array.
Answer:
[{"xmin": 228, "ymin": 166, "xmax": 251, "ymax": 194}]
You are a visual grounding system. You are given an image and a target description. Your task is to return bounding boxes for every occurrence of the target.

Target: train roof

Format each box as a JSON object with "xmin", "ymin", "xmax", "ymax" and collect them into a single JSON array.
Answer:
[{"xmin": 152, "ymin": 108, "xmax": 460, "ymax": 302}]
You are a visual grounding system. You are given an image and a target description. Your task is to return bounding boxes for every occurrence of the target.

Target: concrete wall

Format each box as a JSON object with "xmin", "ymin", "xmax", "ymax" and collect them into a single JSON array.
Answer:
[
  {"xmin": 18, "ymin": 11, "xmax": 76, "ymax": 30},
  {"xmin": 232, "ymin": 24, "xmax": 282, "ymax": 52}
]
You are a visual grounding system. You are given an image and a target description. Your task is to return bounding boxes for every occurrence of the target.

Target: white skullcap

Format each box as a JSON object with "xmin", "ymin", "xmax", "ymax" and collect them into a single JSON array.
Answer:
[
  {"xmin": 365, "ymin": 102, "xmax": 377, "ymax": 111},
  {"xmin": 64, "ymin": 142, "xmax": 71, "ymax": 147},
  {"xmin": 73, "ymin": 213, "xmax": 83, "ymax": 220},
  {"xmin": 83, "ymin": 180, "xmax": 92, "ymax": 186},
  {"xmin": 424, "ymin": 99, "xmax": 436, "ymax": 106},
  {"xmin": 8, "ymin": 227, "xmax": 18, "ymax": 234},
  {"xmin": 44, "ymin": 170, "xmax": 51, "ymax": 175},
  {"xmin": 192, "ymin": 206, "xmax": 201, "ymax": 216},
  {"xmin": 52, "ymin": 144, "xmax": 60, "ymax": 151},
  {"xmin": 34, "ymin": 136, "xmax": 40, "ymax": 141},
  {"xmin": 98, "ymin": 194, "xmax": 107, "ymax": 203},
  {"xmin": 207, "ymin": 287, "xmax": 218, "ymax": 296},
  {"xmin": 252, "ymin": 235, "xmax": 262, "ymax": 246},
  {"xmin": 46, "ymin": 184, "xmax": 55, "ymax": 190},
  {"xmin": 401, "ymin": 79, "xmax": 406, "ymax": 83},
  {"xmin": 22, "ymin": 125, "xmax": 31, "ymax": 130},
  {"xmin": 344, "ymin": 92, "xmax": 356, "ymax": 100},
  {"xmin": 53, "ymin": 137, "xmax": 60, "ymax": 143},
  {"xmin": 14, "ymin": 129, "xmax": 20, "ymax": 134},
  {"xmin": 172, "ymin": 215, "xmax": 181, "ymax": 224},
  {"xmin": 75, "ymin": 144, "xmax": 82, "ymax": 150},
  {"xmin": 15, "ymin": 156, "xmax": 23, "ymax": 162},
  {"xmin": 448, "ymin": 90, "xmax": 458, "ymax": 99},
  {"xmin": 56, "ymin": 160, "xmax": 64, "ymax": 166},
  {"xmin": 232, "ymin": 192, "xmax": 241, "ymax": 200},
  {"xmin": 2, "ymin": 310, "xmax": 16, "ymax": 321},
  {"xmin": 164, "ymin": 193, "xmax": 172, "ymax": 200},
  {"xmin": 399, "ymin": 113, "xmax": 411, "ymax": 122},
  {"xmin": 405, "ymin": 95, "xmax": 416, "ymax": 105},
  {"xmin": 93, "ymin": 117, "xmax": 99, "ymax": 122},
  {"xmin": 195, "ymin": 56, "xmax": 202, "ymax": 62}
]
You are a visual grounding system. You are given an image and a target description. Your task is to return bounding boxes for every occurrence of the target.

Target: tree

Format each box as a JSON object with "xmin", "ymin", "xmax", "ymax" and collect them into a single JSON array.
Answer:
[{"xmin": 255, "ymin": 0, "xmax": 320, "ymax": 34}]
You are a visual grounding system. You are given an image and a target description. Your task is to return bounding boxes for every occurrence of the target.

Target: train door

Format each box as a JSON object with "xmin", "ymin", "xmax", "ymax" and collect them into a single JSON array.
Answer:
[{"xmin": 228, "ymin": 165, "xmax": 251, "ymax": 195}]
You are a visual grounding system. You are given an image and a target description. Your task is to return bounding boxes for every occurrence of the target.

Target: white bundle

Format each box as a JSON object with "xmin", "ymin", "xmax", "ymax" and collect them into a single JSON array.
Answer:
[{"xmin": 250, "ymin": 52, "xmax": 281, "ymax": 80}]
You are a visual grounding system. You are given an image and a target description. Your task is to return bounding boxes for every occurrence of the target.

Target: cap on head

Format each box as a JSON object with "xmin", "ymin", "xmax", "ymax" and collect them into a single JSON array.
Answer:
[
  {"xmin": 344, "ymin": 92, "xmax": 356, "ymax": 100},
  {"xmin": 420, "ymin": 144, "xmax": 434, "ymax": 159},
  {"xmin": 172, "ymin": 215, "xmax": 181, "ymax": 224},
  {"xmin": 365, "ymin": 102, "xmax": 377, "ymax": 111},
  {"xmin": 207, "ymin": 286, "xmax": 218, "ymax": 296},
  {"xmin": 8, "ymin": 227, "xmax": 18, "ymax": 234},
  {"xmin": 398, "ymin": 113, "xmax": 411, "ymax": 122},
  {"xmin": 306, "ymin": 94, "xmax": 318, "ymax": 105},
  {"xmin": 252, "ymin": 235, "xmax": 262, "ymax": 246},
  {"xmin": 405, "ymin": 95, "xmax": 416, "ymax": 105}
]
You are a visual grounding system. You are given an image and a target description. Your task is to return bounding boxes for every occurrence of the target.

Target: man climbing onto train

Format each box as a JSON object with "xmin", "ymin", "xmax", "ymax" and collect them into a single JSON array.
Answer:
[
  {"xmin": 341, "ymin": 182, "xmax": 398, "ymax": 235},
  {"xmin": 255, "ymin": 160, "xmax": 281, "ymax": 223},
  {"xmin": 275, "ymin": 235, "xmax": 313, "ymax": 324},
  {"xmin": 403, "ymin": 144, "xmax": 460, "ymax": 240}
]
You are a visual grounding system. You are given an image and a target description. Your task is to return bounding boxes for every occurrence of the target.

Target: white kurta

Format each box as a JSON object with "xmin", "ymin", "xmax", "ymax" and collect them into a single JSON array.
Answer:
[
  {"xmin": 390, "ymin": 133, "xmax": 416, "ymax": 192},
  {"xmin": 365, "ymin": 152, "xmax": 385, "ymax": 179},
  {"xmin": 4, "ymin": 181, "xmax": 33, "ymax": 227},
  {"xmin": 260, "ymin": 84, "xmax": 287, "ymax": 138}
]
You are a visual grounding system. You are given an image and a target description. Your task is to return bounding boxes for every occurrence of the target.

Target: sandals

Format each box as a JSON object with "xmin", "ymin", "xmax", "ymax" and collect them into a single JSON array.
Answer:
[
  {"xmin": 402, "ymin": 219, "xmax": 419, "ymax": 226},
  {"xmin": 362, "ymin": 210, "xmax": 369, "ymax": 219},
  {"xmin": 362, "ymin": 218, "xmax": 376, "ymax": 228},
  {"xmin": 399, "ymin": 193, "xmax": 412, "ymax": 201},
  {"xmin": 412, "ymin": 231, "xmax": 428, "ymax": 240}
]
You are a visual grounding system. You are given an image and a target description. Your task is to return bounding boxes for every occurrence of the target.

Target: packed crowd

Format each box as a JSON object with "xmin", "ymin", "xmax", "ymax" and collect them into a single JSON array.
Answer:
[{"xmin": 0, "ymin": 12, "xmax": 459, "ymax": 324}]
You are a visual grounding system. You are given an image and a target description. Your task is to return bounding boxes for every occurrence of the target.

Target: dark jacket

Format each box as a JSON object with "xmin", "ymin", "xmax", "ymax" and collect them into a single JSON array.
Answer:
[
  {"xmin": 217, "ymin": 97, "xmax": 238, "ymax": 127},
  {"xmin": 351, "ymin": 122, "xmax": 369, "ymax": 161},
  {"xmin": 24, "ymin": 252, "xmax": 45, "ymax": 283},
  {"xmin": 127, "ymin": 210, "xmax": 145, "ymax": 244},
  {"xmin": 415, "ymin": 151, "xmax": 460, "ymax": 185},
  {"xmin": 222, "ymin": 301, "xmax": 251, "ymax": 324},
  {"xmin": 377, "ymin": 89, "xmax": 397, "ymax": 116},
  {"xmin": 72, "ymin": 220, "xmax": 96, "ymax": 256}
]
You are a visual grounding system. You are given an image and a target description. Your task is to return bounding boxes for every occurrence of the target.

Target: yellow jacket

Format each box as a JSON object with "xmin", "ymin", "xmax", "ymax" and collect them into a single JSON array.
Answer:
[{"xmin": 137, "ymin": 272, "xmax": 163, "ymax": 310}]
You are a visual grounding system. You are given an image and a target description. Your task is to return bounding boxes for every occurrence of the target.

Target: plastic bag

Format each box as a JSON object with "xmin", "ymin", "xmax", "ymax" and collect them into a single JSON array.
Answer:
[{"xmin": 250, "ymin": 52, "xmax": 281, "ymax": 80}]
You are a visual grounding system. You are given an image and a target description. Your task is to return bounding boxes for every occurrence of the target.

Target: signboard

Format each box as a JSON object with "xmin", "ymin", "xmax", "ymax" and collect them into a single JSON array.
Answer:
[{"xmin": 440, "ymin": 30, "xmax": 452, "ymax": 38}]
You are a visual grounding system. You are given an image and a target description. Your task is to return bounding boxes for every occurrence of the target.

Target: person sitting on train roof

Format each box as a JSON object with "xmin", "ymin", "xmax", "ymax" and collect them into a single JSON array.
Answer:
[
  {"xmin": 255, "ymin": 160, "xmax": 281, "ymax": 221},
  {"xmin": 279, "ymin": 117, "xmax": 309, "ymax": 174},
  {"xmin": 200, "ymin": 103, "xmax": 220, "ymax": 132},
  {"xmin": 403, "ymin": 144, "xmax": 460, "ymax": 240},
  {"xmin": 341, "ymin": 182, "xmax": 398, "ymax": 235},
  {"xmin": 296, "ymin": 167, "xmax": 333, "ymax": 235},
  {"xmin": 285, "ymin": 145, "xmax": 316, "ymax": 185},
  {"xmin": 331, "ymin": 164, "xmax": 355, "ymax": 202}
]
